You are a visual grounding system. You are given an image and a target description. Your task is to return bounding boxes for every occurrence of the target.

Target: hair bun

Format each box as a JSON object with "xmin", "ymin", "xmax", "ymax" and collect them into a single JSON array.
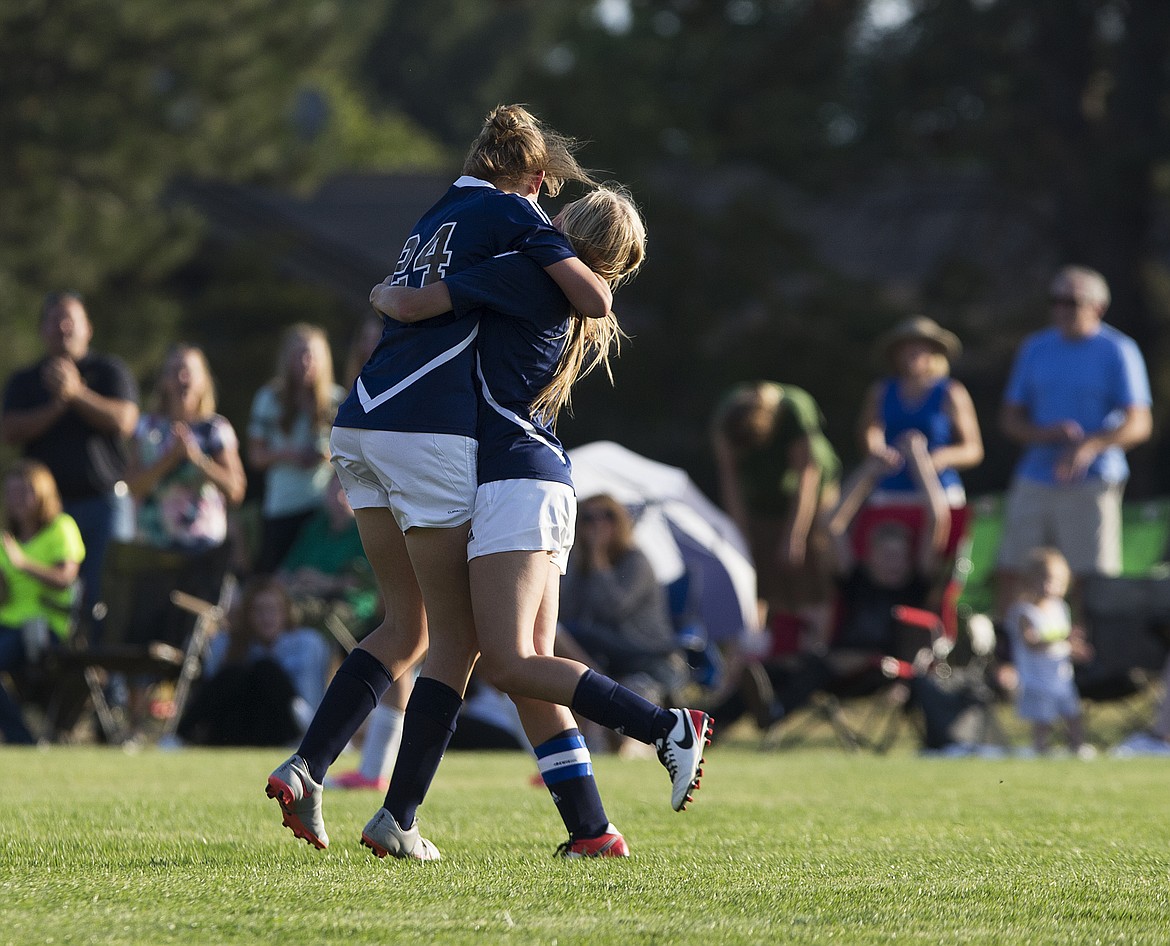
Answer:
[{"xmin": 486, "ymin": 104, "xmax": 535, "ymax": 135}]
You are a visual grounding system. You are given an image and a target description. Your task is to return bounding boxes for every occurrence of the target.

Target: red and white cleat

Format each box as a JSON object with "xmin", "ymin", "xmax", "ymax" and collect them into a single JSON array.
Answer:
[
  {"xmin": 555, "ymin": 825, "xmax": 630, "ymax": 858},
  {"xmin": 266, "ymin": 754, "xmax": 329, "ymax": 849}
]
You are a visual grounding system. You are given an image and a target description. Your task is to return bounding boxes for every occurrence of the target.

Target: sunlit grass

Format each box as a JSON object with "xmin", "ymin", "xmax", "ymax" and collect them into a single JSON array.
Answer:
[{"xmin": 3, "ymin": 742, "xmax": 1169, "ymax": 945}]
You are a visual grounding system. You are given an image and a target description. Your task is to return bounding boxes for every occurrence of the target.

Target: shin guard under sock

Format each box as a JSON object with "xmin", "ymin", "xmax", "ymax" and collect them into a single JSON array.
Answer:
[
  {"xmin": 534, "ymin": 729, "xmax": 609, "ymax": 840},
  {"xmin": 570, "ymin": 668, "xmax": 676, "ymax": 745}
]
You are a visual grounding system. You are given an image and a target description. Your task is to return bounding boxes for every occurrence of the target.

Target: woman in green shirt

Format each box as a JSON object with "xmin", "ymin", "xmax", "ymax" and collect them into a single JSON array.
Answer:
[
  {"xmin": 0, "ymin": 459, "xmax": 85, "ymax": 743},
  {"xmin": 713, "ymin": 381, "xmax": 841, "ymax": 643}
]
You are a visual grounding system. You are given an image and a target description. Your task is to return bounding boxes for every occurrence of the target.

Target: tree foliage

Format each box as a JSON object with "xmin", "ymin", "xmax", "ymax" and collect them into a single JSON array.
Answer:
[
  {"xmin": 4, "ymin": 0, "xmax": 1170, "ymax": 495},
  {"xmin": 355, "ymin": 0, "xmax": 1170, "ymax": 492},
  {"xmin": 0, "ymin": 0, "xmax": 443, "ymax": 379}
]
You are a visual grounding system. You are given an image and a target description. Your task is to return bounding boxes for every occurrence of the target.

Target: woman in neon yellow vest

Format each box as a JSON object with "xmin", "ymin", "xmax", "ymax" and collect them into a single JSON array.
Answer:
[{"xmin": 0, "ymin": 459, "xmax": 85, "ymax": 743}]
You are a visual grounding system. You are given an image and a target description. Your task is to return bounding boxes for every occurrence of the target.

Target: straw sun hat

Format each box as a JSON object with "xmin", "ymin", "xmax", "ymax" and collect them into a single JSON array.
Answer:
[{"xmin": 875, "ymin": 316, "xmax": 961, "ymax": 369}]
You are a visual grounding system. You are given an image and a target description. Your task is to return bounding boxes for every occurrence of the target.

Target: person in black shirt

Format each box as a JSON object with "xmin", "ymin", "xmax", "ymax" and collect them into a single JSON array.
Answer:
[{"xmin": 1, "ymin": 292, "xmax": 139, "ymax": 613}]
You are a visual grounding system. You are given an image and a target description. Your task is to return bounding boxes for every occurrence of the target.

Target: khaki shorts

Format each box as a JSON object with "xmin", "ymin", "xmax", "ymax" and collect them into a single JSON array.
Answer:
[
  {"xmin": 996, "ymin": 477, "xmax": 1123, "ymax": 576},
  {"xmin": 330, "ymin": 426, "xmax": 477, "ymax": 532},
  {"xmin": 467, "ymin": 478, "xmax": 576, "ymax": 574}
]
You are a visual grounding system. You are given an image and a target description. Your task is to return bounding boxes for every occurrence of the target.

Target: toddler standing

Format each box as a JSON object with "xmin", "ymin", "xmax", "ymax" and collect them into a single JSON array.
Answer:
[{"xmin": 1005, "ymin": 547, "xmax": 1091, "ymax": 757}]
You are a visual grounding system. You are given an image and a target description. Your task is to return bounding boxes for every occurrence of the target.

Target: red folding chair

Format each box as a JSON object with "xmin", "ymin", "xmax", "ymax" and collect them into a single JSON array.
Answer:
[
  {"xmin": 849, "ymin": 502, "xmax": 972, "ymax": 638},
  {"xmin": 761, "ymin": 504, "xmax": 974, "ymax": 752}
]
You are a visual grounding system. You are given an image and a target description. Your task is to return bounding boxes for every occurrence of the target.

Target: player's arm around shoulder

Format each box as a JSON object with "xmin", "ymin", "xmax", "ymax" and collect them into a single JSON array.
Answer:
[
  {"xmin": 370, "ymin": 281, "xmax": 453, "ymax": 324},
  {"xmin": 542, "ymin": 258, "xmax": 612, "ymax": 321}
]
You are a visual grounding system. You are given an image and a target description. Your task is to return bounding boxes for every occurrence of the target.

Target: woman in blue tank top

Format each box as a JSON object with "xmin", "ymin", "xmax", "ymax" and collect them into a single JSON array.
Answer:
[{"xmin": 860, "ymin": 317, "xmax": 983, "ymax": 506}]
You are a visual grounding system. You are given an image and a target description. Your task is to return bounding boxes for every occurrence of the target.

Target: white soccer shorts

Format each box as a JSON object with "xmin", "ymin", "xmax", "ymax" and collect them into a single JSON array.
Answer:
[
  {"xmin": 467, "ymin": 478, "xmax": 576, "ymax": 574},
  {"xmin": 330, "ymin": 426, "xmax": 477, "ymax": 531}
]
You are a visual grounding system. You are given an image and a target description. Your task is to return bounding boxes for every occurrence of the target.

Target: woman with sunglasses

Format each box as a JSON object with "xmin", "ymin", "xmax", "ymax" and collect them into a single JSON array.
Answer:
[{"xmin": 558, "ymin": 494, "xmax": 687, "ymax": 755}]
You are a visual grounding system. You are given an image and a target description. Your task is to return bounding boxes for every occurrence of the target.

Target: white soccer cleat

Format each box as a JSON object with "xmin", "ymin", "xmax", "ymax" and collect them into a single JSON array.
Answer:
[
  {"xmin": 266, "ymin": 754, "xmax": 329, "ymax": 849},
  {"xmin": 361, "ymin": 807, "xmax": 441, "ymax": 862},
  {"xmin": 656, "ymin": 708, "xmax": 713, "ymax": 812}
]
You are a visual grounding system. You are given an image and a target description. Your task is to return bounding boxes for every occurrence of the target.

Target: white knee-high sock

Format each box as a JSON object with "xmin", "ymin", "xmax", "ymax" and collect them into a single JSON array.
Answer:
[{"xmin": 358, "ymin": 704, "xmax": 405, "ymax": 782}]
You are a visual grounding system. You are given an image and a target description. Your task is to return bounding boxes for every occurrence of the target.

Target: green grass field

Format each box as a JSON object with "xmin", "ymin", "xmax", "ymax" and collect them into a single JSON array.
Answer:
[{"xmin": 4, "ymin": 742, "xmax": 1169, "ymax": 946}]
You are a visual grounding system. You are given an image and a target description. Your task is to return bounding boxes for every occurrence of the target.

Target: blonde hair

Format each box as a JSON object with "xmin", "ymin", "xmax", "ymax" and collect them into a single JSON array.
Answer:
[
  {"xmin": 273, "ymin": 323, "xmax": 336, "ymax": 433},
  {"xmin": 529, "ymin": 186, "xmax": 647, "ymax": 425},
  {"xmin": 4, "ymin": 460, "xmax": 63, "ymax": 536},
  {"xmin": 151, "ymin": 343, "xmax": 218, "ymax": 419},
  {"xmin": 1020, "ymin": 546, "xmax": 1071, "ymax": 599},
  {"xmin": 462, "ymin": 104, "xmax": 596, "ymax": 198}
]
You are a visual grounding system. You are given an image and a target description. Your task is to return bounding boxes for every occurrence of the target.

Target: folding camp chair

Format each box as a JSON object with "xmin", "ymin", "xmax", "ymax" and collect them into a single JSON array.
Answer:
[
  {"xmin": 849, "ymin": 501, "xmax": 972, "ymax": 637},
  {"xmin": 1075, "ymin": 575, "xmax": 1170, "ymax": 738},
  {"xmin": 762, "ymin": 502, "xmax": 974, "ymax": 753},
  {"xmin": 53, "ymin": 541, "xmax": 235, "ymax": 744}
]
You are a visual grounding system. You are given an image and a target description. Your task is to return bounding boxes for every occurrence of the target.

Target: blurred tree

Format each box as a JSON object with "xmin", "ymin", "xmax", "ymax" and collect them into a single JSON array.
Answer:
[
  {"xmin": 357, "ymin": 0, "xmax": 1170, "ymax": 494},
  {"xmin": 363, "ymin": 0, "xmax": 902, "ymax": 489},
  {"xmin": 6, "ymin": 0, "xmax": 1169, "ymax": 498},
  {"xmin": 0, "ymin": 0, "xmax": 443, "ymax": 382},
  {"xmin": 855, "ymin": 0, "xmax": 1170, "ymax": 492},
  {"xmin": 858, "ymin": 0, "xmax": 1170, "ymax": 348}
]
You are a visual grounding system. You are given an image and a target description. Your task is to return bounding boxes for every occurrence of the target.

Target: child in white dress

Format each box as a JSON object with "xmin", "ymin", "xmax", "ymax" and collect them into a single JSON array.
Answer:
[{"xmin": 1005, "ymin": 547, "xmax": 1090, "ymax": 756}]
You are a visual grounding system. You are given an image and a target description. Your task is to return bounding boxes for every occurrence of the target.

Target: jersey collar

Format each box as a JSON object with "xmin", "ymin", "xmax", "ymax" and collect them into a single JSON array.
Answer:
[{"xmin": 452, "ymin": 175, "xmax": 541, "ymax": 208}]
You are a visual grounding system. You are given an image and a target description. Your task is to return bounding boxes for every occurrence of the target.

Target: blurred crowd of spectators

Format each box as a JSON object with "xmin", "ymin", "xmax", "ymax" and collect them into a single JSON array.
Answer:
[
  {"xmin": 0, "ymin": 294, "xmax": 377, "ymax": 745},
  {"xmin": 707, "ymin": 263, "xmax": 1157, "ymax": 756},
  {"xmin": 2, "ymin": 264, "xmax": 1168, "ymax": 759}
]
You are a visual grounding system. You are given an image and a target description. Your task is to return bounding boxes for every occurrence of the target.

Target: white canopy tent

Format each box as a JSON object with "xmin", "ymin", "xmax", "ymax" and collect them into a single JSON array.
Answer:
[{"xmin": 568, "ymin": 441, "xmax": 759, "ymax": 643}]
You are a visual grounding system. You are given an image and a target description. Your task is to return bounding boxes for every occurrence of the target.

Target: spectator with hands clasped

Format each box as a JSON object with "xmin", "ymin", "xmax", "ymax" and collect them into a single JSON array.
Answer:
[
  {"xmin": 126, "ymin": 344, "xmax": 246, "ymax": 551},
  {"xmin": 1, "ymin": 292, "xmax": 138, "ymax": 615},
  {"xmin": 860, "ymin": 315, "xmax": 982, "ymax": 509}
]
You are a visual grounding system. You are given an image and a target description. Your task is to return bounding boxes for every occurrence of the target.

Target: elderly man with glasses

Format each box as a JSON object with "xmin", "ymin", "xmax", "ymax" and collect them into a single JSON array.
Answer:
[{"xmin": 994, "ymin": 265, "xmax": 1152, "ymax": 619}]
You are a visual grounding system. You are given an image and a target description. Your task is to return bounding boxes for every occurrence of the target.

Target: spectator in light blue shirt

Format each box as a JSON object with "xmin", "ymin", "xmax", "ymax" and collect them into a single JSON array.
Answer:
[{"xmin": 995, "ymin": 265, "xmax": 1152, "ymax": 616}]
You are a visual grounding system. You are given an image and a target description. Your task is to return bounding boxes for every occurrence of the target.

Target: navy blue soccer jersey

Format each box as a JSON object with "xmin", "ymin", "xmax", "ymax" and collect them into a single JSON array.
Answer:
[
  {"xmin": 444, "ymin": 253, "xmax": 576, "ymax": 488},
  {"xmin": 333, "ymin": 177, "xmax": 575, "ymax": 436}
]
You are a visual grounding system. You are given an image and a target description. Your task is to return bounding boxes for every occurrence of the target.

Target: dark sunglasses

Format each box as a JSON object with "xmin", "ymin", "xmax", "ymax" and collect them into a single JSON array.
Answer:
[
  {"xmin": 1049, "ymin": 295, "xmax": 1084, "ymax": 307},
  {"xmin": 579, "ymin": 509, "xmax": 616, "ymax": 524}
]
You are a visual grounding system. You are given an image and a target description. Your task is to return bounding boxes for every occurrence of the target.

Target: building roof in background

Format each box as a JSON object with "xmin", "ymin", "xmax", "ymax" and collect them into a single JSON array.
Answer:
[{"xmin": 170, "ymin": 172, "xmax": 452, "ymax": 310}]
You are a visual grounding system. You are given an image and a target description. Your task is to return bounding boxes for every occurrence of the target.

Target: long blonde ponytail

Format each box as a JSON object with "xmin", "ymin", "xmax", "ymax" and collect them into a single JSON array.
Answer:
[{"xmin": 530, "ymin": 186, "xmax": 646, "ymax": 425}]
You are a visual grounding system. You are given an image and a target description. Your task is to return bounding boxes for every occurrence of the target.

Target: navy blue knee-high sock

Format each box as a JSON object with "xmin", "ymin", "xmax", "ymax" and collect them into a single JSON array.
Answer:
[
  {"xmin": 297, "ymin": 648, "xmax": 392, "ymax": 784},
  {"xmin": 570, "ymin": 669, "xmax": 677, "ymax": 745},
  {"xmin": 534, "ymin": 729, "xmax": 609, "ymax": 840},
  {"xmin": 383, "ymin": 677, "xmax": 463, "ymax": 830}
]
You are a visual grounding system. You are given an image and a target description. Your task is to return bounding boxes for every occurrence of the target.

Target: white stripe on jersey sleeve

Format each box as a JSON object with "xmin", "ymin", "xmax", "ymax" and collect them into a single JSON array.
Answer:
[
  {"xmin": 475, "ymin": 353, "xmax": 567, "ymax": 464},
  {"xmin": 357, "ymin": 324, "xmax": 480, "ymax": 413},
  {"xmin": 524, "ymin": 195, "xmax": 554, "ymax": 224}
]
